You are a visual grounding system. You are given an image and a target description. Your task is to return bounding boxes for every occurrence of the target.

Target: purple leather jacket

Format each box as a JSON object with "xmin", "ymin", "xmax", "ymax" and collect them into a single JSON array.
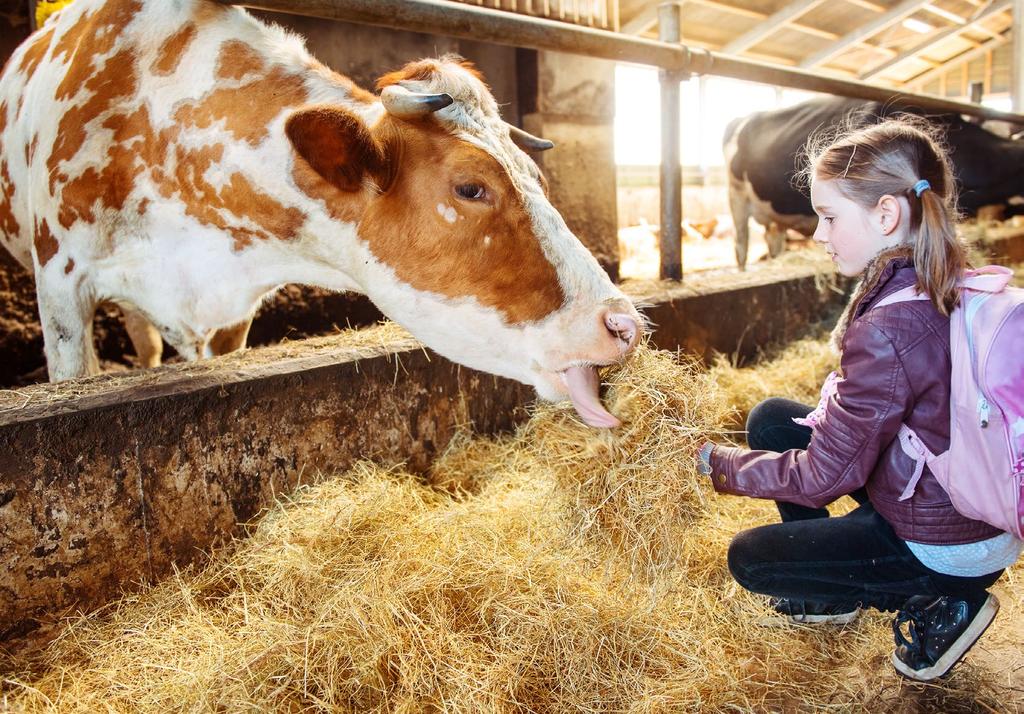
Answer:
[{"xmin": 708, "ymin": 253, "xmax": 1001, "ymax": 545}]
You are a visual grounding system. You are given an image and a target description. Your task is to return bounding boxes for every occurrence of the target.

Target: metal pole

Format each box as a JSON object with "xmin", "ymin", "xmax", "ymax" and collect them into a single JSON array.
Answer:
[
  {"xmin": 224, "ymin": 0, "xmax": 1024, "ymax": 124},
  {"xmin": 1013, "ymin": 0, "xmax": 1023, "ymax": 112},
  {"xmin": 658, "ymin": 2, "xmax": 682, "ymax": 281}
]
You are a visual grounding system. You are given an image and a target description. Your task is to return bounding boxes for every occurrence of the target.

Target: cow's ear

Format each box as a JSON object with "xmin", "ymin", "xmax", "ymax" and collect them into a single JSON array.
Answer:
[{"xmin": 285, "ymin": 106, "xmax": 390, "ymax": 192}]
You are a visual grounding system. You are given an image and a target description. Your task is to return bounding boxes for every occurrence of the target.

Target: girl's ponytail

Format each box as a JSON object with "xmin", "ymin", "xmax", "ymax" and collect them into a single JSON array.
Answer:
[{"xmin": 914, "ymin": 185, "xmax": 966, "ymax": 316}]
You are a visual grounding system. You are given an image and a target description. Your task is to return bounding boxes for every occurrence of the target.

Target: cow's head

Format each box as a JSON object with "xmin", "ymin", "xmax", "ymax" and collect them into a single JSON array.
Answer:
[{"xmin": 286, "ymin": 56, "xmax": 641, "ymax": 427}]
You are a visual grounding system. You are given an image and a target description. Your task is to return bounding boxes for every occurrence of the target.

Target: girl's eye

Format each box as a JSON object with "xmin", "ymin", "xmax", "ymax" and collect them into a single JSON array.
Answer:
[
  {"xmin": 823, "ymin": 216, "xmax": 835, "ymax": 224},
  {"xmin": 455, "ymin": 183, "xmax": 486, "ymax": 200}
]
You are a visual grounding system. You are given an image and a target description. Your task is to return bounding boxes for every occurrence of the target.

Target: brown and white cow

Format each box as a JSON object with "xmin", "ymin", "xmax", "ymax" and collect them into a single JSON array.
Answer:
[{"xmin": 0, "ymin": 0, "xmax": 641, "ymax": 427}]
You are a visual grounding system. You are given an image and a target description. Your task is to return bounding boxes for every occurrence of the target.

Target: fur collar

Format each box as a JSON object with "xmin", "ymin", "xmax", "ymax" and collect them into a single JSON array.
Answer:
[{"xmin": 830, "ymin": 244, "xmax": 915, "ymax": 353}]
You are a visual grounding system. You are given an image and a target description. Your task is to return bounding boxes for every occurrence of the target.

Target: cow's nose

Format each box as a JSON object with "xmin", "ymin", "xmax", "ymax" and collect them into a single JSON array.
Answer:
[{"xmin": 604, "ymin": 311, "xmax": 640, "ymax": 352}]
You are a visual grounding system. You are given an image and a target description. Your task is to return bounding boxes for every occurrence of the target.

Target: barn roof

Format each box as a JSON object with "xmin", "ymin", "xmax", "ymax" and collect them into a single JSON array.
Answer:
[{"xmin": 454, "ymin": 0, "xmax": 1016, "ymax": 98}]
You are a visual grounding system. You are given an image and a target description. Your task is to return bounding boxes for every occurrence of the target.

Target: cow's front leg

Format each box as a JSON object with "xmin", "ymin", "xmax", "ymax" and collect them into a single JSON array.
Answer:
[
  {"xmin": 766, "ymin": 222, "xmax": 787, "ymax": 259},
  {"xmin": 208, "ymin": 317, "xmax": 253, "ymax": 356},
  {"xmin": 123, "ymin": 307, "xmax": 164, "ymax": 369},
  {"xmin": 36, "ymin": 279, "xmax": 100, "ymax": 382}
]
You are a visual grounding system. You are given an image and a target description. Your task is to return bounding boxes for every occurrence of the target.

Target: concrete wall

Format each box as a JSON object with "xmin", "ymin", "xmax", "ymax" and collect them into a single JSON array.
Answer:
[{"xmin": 521, "ymin": 50, "xmax": 620, "ymax": 278}]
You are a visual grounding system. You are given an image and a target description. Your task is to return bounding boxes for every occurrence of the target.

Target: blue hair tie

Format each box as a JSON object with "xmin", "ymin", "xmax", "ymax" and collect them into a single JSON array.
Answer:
[{"xmin": 913, "ymin": 179, "xmax": 931, "ymax": 197}]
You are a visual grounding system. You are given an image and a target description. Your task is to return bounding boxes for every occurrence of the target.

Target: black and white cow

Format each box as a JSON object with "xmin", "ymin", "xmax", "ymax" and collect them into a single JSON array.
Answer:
[{"xmin": 723, "ymin": 96, "xmax": 1024, "ymax": 269}]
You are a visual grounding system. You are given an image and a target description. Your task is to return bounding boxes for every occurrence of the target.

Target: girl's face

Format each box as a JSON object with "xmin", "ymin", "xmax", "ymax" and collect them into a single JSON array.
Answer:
[{"xmin": 810, "ymin": 176, "xmax": 901, "ymax": 277}]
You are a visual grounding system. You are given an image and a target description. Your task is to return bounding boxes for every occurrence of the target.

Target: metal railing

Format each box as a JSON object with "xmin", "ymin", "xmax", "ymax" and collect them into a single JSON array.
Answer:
[{"xmin": 224, "ymin": 0, "xmax": 1024, "ymax": 280}]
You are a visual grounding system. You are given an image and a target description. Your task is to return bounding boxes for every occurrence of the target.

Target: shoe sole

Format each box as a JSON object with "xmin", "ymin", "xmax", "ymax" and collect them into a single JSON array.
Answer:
[
  {"xmin": 756, "ymin": 608, "xmax": 861, "ymax": 627},
  {"xmin": 790, "ymin": 608, "xmax": 861, "ymax": 625},
  {"xmin": 891, "ymin": 593, "xmax": 1000, "ymax": 682}
]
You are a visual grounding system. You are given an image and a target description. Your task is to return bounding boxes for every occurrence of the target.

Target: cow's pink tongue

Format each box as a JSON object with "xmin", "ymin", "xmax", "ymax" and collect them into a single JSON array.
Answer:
[{"xmin": 563, "ymin": 365, "xmax": 620, "ymax": 428}]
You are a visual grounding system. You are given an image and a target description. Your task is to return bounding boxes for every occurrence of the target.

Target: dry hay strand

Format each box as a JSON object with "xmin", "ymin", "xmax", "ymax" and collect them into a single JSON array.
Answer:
[
  {"xmin": 517, "ymin": 347, "xmax": 730, "ymax": 578},
  {"xmin": 709, "ymin": 334, "xmax": 838, "ymax": 433},
  {"xmin": 3, "ymin": 343, "xmax": 1014, "ymax": 713}
]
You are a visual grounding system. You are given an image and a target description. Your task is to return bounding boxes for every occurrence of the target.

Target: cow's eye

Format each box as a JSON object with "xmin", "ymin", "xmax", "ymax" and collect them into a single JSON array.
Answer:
[{"xmin": 455, "ymin": 183, "xmax": 486, "ymax": 201}]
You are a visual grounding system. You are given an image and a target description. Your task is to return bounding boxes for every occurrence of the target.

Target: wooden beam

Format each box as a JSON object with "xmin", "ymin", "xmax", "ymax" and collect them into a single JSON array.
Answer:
[
  {"xmin": 1014, "ymin": 0, "xmax": 1023, "ymax": 110},
  {"xmin": 621, "ymin": 4, "xmax": 659, "ymax": 34},
  {"xmin": 921, "ymin": 4, "xmax": 966, "ymax": 25},
  {"xmin": 799, "ymin": 0, "xmax": 933, "ymax": 68},
  {"xmin": 722, "ymin": 0, "xmax": 826, "ymax": 53},
  {"xmin": 907, "ymin": 29, "xmax": 1009, "ymax": 87},
  {"xmin": 842, "ymin": 0, "xmax": 885, "ymax": 12},
  {"xmin": 860, "ymin": 0, "xmax": 1011, "ymax": 79}
]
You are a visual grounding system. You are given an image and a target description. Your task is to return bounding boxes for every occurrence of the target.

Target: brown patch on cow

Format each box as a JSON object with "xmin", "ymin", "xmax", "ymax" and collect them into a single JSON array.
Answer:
[
  {"xmin": 64, "ymin": 258, "xmax": 75, "ymax": 274},
  {"xmin": 34, "ymin": 219, "xmax": 58, "ymax": 266},
  {"xmin": 0, "ymin": 101, "xmax": 6, "ymax": 136},
  {"xmin": 375, "ymin": 56, "xmax": 487, "ymax": 91},
  {"xmin": 215, "ymin": 40, "xmax": 264, "ymax": 81},
  {"xmin": 137, "ymin": 197, "xmax": 150, "ymax": 215},
  {"xmin": 18, "ymin": 26, "xmax": 56, "ymax": 77},
  {"xmin": 153, "ymin": 142, "xmax": 303, "ymax": 251},
  {"xmin": 217, "ymin": 173, "xmax": 305, "ymax": 248},
  {"xmin": 152, "ymin": 23, "xmax": 196, "ymax": 76},
  {"xmin": 52, "ymin": 0, "xmax": 141, "ymax": 69},
  {"xmin": 173, "ymin": 66, "xmax": 310, "ymax": 146},
  {"xmin": 0, "ymin": 159, "xmax": 20, "ymax": 239},
  {"xmin": 25, "ymin": 134, "xmax": 39, "ymax": 165},
  {"xmin": 54, "ymin": 105, "xmax": 171, "ymax": 230},
  {"xmin": 48, "ymin": 48, "xmax": 139, "ymax": 193},
  {"xmin": 58, "ymin": 167, "xmax": 101, "ymax": 228},
  {"xmin": 359, "ymin": 120, "xmax": 563, "ymax": 324}
]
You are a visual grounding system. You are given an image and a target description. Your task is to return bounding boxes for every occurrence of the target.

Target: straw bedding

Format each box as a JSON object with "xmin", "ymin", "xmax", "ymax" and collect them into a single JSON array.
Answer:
[{"xmin": 2, "ymin": 340, "xmax": 1017, "ymax": 712}]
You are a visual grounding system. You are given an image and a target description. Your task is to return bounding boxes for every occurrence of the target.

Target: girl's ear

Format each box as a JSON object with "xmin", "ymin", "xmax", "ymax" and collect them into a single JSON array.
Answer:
[{"xmin": 876, "ymin": 194, "xmax": 902, "ymax": 236}]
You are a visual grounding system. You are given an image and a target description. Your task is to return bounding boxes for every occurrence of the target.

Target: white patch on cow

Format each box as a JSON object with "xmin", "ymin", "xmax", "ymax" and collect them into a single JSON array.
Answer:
[
  {"xmin": 483, "ymin": 235, "xmax": 492, "ymax": 247},
  {"xmin": 436, "ymin": 202, "xmax": 457, "ymax": 224}
]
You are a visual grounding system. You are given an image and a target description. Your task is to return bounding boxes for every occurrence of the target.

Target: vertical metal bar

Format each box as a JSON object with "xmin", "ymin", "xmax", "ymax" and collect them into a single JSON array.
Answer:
[
  {"xmin": 1013, "ymin": 0, "xmax": 1023, "ymax": 111},
  {"xmin": 658, "ymin": 2, "xmax": 683, "ymax": 281}
]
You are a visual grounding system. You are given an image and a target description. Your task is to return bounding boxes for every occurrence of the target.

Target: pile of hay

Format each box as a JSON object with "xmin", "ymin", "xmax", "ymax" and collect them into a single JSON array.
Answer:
[
  {"xmin": 708, "ymin": 334, "xmax": 837, "ymax": 432},
  {"xmin": 2, "ymin": 342, "xmax": 1009, "ymax": 712}
]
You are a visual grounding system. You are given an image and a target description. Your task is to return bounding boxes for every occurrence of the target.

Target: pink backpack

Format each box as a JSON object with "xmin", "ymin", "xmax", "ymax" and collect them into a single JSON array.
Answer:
[{"xmin": 875, "ymin": 266, "xmax": 1024, "ymax": 537}]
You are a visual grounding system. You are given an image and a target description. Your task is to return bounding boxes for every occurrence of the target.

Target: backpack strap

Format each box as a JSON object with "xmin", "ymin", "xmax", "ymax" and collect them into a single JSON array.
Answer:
[
  {"xmin": 896, "ymin": 424, "xmax": 937, "ymax": 501},
  {"xmin": 872, "ymin": 266, "xmax": 1014, "ymax": 310},
  {"xmin": 961, "ymin": 265, "xmax": 1013, "ymax": 293}
]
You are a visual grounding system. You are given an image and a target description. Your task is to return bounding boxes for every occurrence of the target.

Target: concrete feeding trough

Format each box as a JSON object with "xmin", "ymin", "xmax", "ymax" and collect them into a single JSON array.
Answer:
[{"xmin": 1, "ymin": 229, "xmax": 1021, "ymax": 652}]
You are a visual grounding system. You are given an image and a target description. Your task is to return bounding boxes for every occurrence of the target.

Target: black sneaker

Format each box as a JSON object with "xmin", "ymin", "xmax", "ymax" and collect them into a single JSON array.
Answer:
[
  {"xmin": 770, "ymin": 597, "xmax": 861, "ymax": 625},
  {"xmin": 891, "ymin": 592, "xmax": 999, "ymax": 682}
]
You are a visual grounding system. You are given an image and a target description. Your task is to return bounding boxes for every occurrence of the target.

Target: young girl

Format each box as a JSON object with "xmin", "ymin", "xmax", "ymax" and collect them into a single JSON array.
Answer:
[{"xmin": 697, "ymin": 117, "xmax": 1022, "ymax": 682}]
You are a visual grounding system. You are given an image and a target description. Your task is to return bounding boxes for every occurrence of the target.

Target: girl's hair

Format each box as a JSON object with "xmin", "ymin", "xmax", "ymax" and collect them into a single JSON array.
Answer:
[{"xmin": 800, "ymin": 115, "xmax": 967, "ymax": 315}]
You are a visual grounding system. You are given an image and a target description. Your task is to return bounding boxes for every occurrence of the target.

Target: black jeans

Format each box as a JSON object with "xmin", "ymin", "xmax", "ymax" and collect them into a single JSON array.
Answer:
[{"xmin": 727, "ymin": 397, "xmax": 1003, "ymax": 612}]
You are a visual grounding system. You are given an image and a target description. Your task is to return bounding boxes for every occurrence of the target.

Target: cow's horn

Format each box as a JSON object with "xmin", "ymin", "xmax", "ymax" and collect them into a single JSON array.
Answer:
[
  {"xmin": 509, "ymin": 125, "xmax": 554, "ymax": 152},
  {"xmin": 380, "ymin": 85, "xmax": 454, "ymax": 119}
]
